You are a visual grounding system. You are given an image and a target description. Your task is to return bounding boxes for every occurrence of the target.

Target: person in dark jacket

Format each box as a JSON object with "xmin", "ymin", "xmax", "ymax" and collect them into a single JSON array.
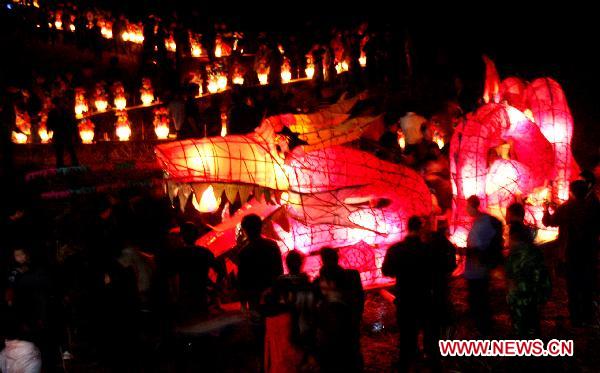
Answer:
[
  {"xmin": 543, "ymin": 180, "xmax": 600, "ymax": 326},
  {"xmin": 382, "ymin": 216, "xmax": 438, "ymax": 372},
  {"xmin": 174, "ymin": 222, "xmax": 224, "ymax": 315},
  {"xmin": 237, "ymin": 214, "xmax": 283, "ymax": 312}
]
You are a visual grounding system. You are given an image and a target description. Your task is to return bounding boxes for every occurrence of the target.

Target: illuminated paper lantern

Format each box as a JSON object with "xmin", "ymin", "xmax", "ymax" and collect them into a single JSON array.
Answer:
[
  {"xmin": 153, "ymin": 107, "xmax": 170, "ymax": 140},
  {"xmin": 281, "ymin": 58, "xmax": 292, "ymax": 83},
  {"xmin": 156, "ymin": 96, "xmax": 432, "ymax": 286},
  {"xmin": 214, "ymin": 35, "xmax": 231, "ymax": 58},
  {"xmin": 305, "ymin": 55, "xmax": 315, "ymax": 79},
  {"xmin": 74, "ymin": 88, "xmax": 88, "ymax": 119},
  {"xmin": 112, "ymin": 82, "xmax": 127, "ymax": 110},
  {"xmin": 140, "ymin": 78, "xmax": 154, "ymax": 106},
  {"xmin": 93, "ymin": 83, "xmax": 109, "ymax": 112},
  {"xmin": 359, "ymin": 52, "xmax": 367, "ymax": 67},
  {"xmin": 38, "ymin": 112, "xmax": 52, "ymax": 143},
  {"xmin": 11, "ymin": 131, "xmax": 28, "ymax": 144},
  {"xmin": 78, "ymin": 118, "xmax": 95, "ymax": 144},
  {"xmin": 189, "ymin": 32, "xmax": 204, "ymax": 57},
  {"xmin": 164, "ymin": 34, "xmax": 176, "ymax": 53},
  {"xmin": 98, "ymin": 18, "xmax": 113, "ymax": 39},
  {"xmin": 450, "ymin": 66, "xmax": 579, "ymax": 247},
  {"xmin": 115, "ymin": 111, "xmax": 131, "ymax": 141},
  {"xmin": 525, "ymin": 78, "xmax": 579, "ymax": 202},
  {"xmin": 257, "ymin": 67, "xmax": 269, "ymax": 85}
]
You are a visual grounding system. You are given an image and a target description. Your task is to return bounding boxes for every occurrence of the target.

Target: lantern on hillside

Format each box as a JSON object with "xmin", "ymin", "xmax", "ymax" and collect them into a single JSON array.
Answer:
[
  {"xmin": 189, "ymin": 32, "xmax": 203, "ymax": 57},
  {"xmin": 38, "ymin": 112, "xmax": 52, "ymax": 143},
  {"xmin": 305, "ymin": 55, "xmax": 315, "ymax": 79},
  {"xmin": 140, "ymin": 78, "xmax": 154, "ymax": 106},
  {"xmin": 78, "ymin": 118, "xmax": 95, "ymax": 144},
  {"xmin": 359, "ymin": 51, "xmax": 367, "ymax": 67},
  {"xmin": 14, "ymin": 108, "xmax": 31, "ymax": 140},
  {"xmin": 214, "ymin": 34, "xmax": 231, "ymax": 58},
  {"xmin": 281, "ymin": 58, "xmax": 292, "ymax": 83},
  {"xmin": 94, "ymin": 83, "xmax": 109, "ymax": 112},
  {"xmin": 115, "ymin": 111, "xmax": 131, "ymax": 141},
  {"xmin": 335, "ymin": 60, "xmax": 349, "ymax": 74},
  {"xmin": 257, "ymin": 63, "xmax": 269, "ymax": 85},
  {"xmin": 153, "ymin": 107, "xmax": 170, "ymax": 140},
  {"xmin": 112, "ymin": 82, "xmax": 127, "ymax": 110},
  {"xmin": 232, "ymin": 66, "xmax": 244, "ymax": 85},
  {"xmin": 99, "ymin": 18, "xmax": 113, "ymax": 39},
  {"xmin": 11, "ymin": 131, "xmax": 28, "ymax": 144},
  {"xmin": 54, "ymin": 10, "xmax": 62, "ymax": 30},
  {"xmin": 164, "ymin": 34, "xmax": 177, "ymax": 53},
  {"xmin": 74, "ymin": 88, "xmax": 88, "ymax": 119},
  {"xmin": 190, "ymin": 71, "xmax": 203, "ymax": 96}
]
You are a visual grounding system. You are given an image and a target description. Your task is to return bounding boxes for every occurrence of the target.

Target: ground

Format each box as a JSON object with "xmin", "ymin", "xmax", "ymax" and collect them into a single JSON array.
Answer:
[{"xmin": 63, "ymin": 265, "xmax": 600, "ymax": 372}]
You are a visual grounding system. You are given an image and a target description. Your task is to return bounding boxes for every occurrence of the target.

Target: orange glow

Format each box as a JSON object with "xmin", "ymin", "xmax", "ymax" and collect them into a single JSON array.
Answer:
[
  {"xmin": 335, "ymin": 60, "xmax": 349, "ymax": 74},
  {"xmin": 141, "ymin": 93, "xmax": 154, "ymax": 106},
  {"xmin": 114, "ymin": 97, "xmax": 126, "ymax": 110},
  {"xmin": 115, "ymin": 112, "xmax": 131, "ymax": 141},
  {"xmin": 220, "ymin": 113, "xmax": 228, "ymax": 137},
  {"xmin": 164, "ymin": 36, "xmax": 177, "ymax": 53},
  {"xmin": 140, "ymin": 78, "xmax": 154, "ymax": 106},
  {"xmin": 99, "ymin": 19, "xmax": 113, "ymax": 39},
  {"xmin": 78, "ymin": 119, "xmax": 95, "ymax": 144},
  {"xmin": 258, "ymin": 70, "xmax": 269, "ymax": 85},
  {"xmin": 38, "ymin": 127, "xmax": 52, "ymax": 143},
  {"xmin": 153, "ymin": 107, "xmax": 170, "ymax": 140},
  {"xmin": 11, "ymin": 131, "xmax": 27, "ymax": 144},
  {"xmin": 359, "ymin": 53, "xmax": 367, "ymax": 67},
  {"xmin": 191, "ymin": 45, "xmax": 202, "ymax": 57},
  {"xmin": 433, "ymin": 131, "xmax": 444, "ymax": 149},
  {"xmin": 397, "ymin": 130, "xmax": 406, "ymax": 150},
  {"xmin": 281, "ymin": 58, "xmax": 292, "ymax": 83},
  {"xmin": 305, "ymin": 65, "xmax": 314, "ymax": 79},
  {"xmin": 281, "ymin": 68, "xmax": 291, "ymax": 83},
  {"xmin": 74, "ymin": 88, "xmax": 88, "ymax": 119},
  {"xmin": 95, "ymin": 99, "xmax": 108, "ymax": 112},
  {"xmin": 217, "ymin": 75, "xmax": 228, "ymax": 91},
  {"xmin": 232, "ymin": 75, "xmax": 244, "ymax": 85},
  {"xmin": 192, "ymin": 185, "xmax": 219, "ymax": 213}
]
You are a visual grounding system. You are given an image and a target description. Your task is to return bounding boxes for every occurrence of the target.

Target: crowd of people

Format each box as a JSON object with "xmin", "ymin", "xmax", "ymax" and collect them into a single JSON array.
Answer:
[{"xmin": 0, "ymin": 169, "xmax": 597, "ymax": 371}]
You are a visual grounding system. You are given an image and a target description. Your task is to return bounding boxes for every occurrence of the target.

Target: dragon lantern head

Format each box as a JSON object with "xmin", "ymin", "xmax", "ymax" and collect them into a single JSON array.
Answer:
[{"xmin": 156, "ymin": 93, "xmax": 433, "ymax": 285}]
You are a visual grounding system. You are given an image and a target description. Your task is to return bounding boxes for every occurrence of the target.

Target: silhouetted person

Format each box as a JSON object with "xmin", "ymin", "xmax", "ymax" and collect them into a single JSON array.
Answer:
[
  {"xmin": 316, "ymin": 268, "xmax": 359, "ymax": 373},
  {"xmin": 7, "ymin": 247, "xmax": 59, "ymax": 372},
  {"xmin": 237, "ymin": 214, "xmax": 283, "ymax": 312},
  {"xmin": 317, "ymin": 248, "xmax": 364, "ymax": 335},
  {"xmin": 506, "ymin": 202, "xmax": 536, "ymax": 242},
  {"xmin": 382, "ymin": 216, "xmax": 437, "ymax": 371},
  {"xmin": 96, "ymin": 260, "xmax": 139, "ymax": 371},
  {"xmin": 427, "ymin": 219, "xmax": 457, "ymax": 335},
  {"xmin": 505, "ymin": 222, "xmax": 551, "ymax": 337},
  {"xmin": 275, "ymin": 251, "xmax": 316, "ymax": 348},
  {"xmin": 174, "ymin": 222, "xmax": 224, "ymax": 315},
  {"xmin": 46, "ymin": 96, "xmax": 78, "ymax": 168},
  {"xmin": 462, "ymin": 195, "xmax": 503, "ymax": 336},
  {"xmin": 543, "ymin": 180, "xmax": 600, "ymax": 326}
]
